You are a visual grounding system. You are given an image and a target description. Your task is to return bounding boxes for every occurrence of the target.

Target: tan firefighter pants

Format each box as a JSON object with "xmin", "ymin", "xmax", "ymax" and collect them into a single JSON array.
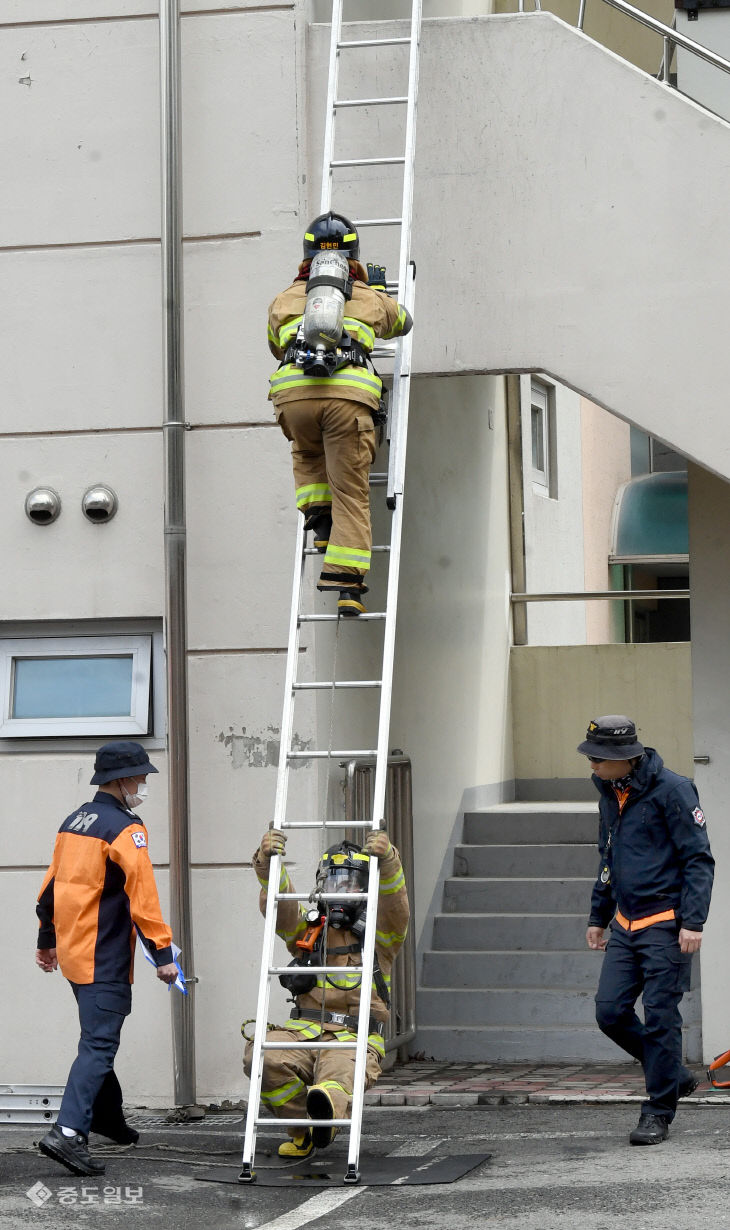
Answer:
[
  {"xmin": 243, "ymin": 1028, "xmax": 382, "ymax": 1138},
  {"xmin": 275, "ymin": 397, "xmax": 377, "ymax": 586}
]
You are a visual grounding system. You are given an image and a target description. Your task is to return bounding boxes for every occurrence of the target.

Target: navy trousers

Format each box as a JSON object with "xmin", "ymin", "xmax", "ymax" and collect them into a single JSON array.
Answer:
[
  {"xmin": 595, "ymin": 921, "xmax": 692, "ymax": 1120},
  {"xmin": 57, "ymin": 982, "xmax": 132, "ymax": 1137}
]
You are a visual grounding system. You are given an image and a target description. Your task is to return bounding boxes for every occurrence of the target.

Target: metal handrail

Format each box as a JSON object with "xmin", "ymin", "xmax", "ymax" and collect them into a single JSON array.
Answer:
[
  {"xmin": 576, "ymin": 0, "xmax": 730, "ymax": 85},
  {"xmin": 511, "ymin": 588, "xmax": 689, "ymax": 603}
]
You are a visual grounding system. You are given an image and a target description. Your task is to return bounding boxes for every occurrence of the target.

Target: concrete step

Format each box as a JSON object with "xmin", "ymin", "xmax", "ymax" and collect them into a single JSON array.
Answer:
[
  {"xmin": 414, "ymin": 1022, "xmax": 702, "ymax": 1064},
  {"xmin": 454, "ymin": 843, "xmax": 598, "ymax": 878},
  {"xmin": 432, "ymin": 912, "xmax": 587, "ymax": 951},
  {"xmin": 464, "ymin": 804, "xmax": 597, "ymax": 846},
  {"xmin": 443, "ymin": 876, "xmax": 593, "ymax": 914},
  {"xmin": 416, "ymin": 986, "xmax": 702, "ymax": 1028},
  {"xmin": 421, "ymin": 949, "xmax": 602, "ymax": 990},
  {"xmin": 417, "ymin": 986, "xmax": 597, "ymax": 1027}
]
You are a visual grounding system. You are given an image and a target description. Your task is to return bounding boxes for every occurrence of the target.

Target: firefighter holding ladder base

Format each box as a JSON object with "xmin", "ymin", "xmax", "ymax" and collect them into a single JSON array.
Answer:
[{"xmin": 243, "ymin": 827, "xmax": 409, "ymax": 1159}]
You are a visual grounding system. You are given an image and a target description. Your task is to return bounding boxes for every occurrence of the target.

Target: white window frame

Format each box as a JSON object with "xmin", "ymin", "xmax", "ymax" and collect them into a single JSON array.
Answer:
[
  {"xmin": 530, "ymin": 379, "xmax": 557, "ymax": 498},
  {"xmin": 0, "ymin": 635, "xmax": 152, "ymax": 738}
]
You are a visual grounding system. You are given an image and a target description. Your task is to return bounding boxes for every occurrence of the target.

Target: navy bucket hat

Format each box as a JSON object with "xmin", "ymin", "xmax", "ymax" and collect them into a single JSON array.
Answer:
[
  {"xmin": 90, "ymin": 741, "xmax": 159, "ymax": 785},
  {"xmin": 577, "ymin": 715, "xmax": 645, "ymax": 761}
]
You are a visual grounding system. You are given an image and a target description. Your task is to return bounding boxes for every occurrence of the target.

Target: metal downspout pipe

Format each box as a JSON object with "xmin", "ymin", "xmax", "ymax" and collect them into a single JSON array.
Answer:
[{"xmin": 159, "ymin": 0, "xmax": 196, "ymax": 1107}]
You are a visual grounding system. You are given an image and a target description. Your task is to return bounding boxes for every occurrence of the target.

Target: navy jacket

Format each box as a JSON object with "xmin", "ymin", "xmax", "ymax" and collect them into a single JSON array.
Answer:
[{"xmin": 588, "ymin": 748, "xmax": 714, "ymax": 931}]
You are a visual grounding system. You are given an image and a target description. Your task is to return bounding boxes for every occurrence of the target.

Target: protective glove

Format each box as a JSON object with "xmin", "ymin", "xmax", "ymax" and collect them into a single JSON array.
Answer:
[
  {"xmin": 364, "ymin": 829, "xmax": 392, "ymax": 861},
  {"xmin": 367, "ymin": 263, "xmax": 387, "ymax": 291},
  {"xmin": 259, "ymin": 828, "xmax": 287, "ymax": 859}
]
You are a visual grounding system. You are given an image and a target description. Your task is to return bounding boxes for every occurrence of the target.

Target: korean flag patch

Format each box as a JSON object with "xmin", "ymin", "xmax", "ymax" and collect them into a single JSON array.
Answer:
[
  {"xmin": 131, "ymin": 830, "xmax": 147, "ymax": 849},
  {"xmin": 692, "ymin": 806, "xmax": 706, "ymax": 828}
]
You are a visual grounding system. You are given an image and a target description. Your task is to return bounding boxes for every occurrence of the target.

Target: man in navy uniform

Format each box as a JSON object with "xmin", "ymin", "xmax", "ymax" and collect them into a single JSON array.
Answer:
[{"xmin": 580, "ymin": 715, "xmax": 714, "ymax": 1145}]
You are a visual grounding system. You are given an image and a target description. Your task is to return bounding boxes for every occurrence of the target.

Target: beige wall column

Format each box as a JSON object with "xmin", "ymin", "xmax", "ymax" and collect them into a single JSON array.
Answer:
[{"xmin": 689, "ymin": 463, "xmax": 730, "ymax": 1062}]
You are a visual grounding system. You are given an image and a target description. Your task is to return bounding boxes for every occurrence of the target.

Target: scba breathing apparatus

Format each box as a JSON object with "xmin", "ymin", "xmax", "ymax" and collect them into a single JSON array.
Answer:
[
  {"xmin": 278, "ymin": 841, "xmax": 390, "ymax": 1007},
  {"xmin": 284, "ymin": 212, "xmax": 387, "ymax": 423}
]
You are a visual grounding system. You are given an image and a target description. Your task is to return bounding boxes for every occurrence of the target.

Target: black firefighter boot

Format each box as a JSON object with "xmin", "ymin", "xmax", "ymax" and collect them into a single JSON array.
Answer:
[{"xmin": 303, "ymin": 508, "xmax": 332, "ymax": 554}]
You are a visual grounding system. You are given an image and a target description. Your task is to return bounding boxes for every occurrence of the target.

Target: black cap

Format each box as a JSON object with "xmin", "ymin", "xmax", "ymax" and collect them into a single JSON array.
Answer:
[
  {"xmin": 577, "ymin": 715, "xmax": 645, "ymax": 760},
  {"xmin": 90, "ymin": 741, "xmax": 159, "ymax": 785}
]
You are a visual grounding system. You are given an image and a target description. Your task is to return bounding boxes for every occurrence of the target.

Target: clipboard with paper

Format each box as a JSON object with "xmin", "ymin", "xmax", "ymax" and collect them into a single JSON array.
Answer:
[{"xmin": 135, "ymin": 926, "xmax": 188, "ymax": 993}]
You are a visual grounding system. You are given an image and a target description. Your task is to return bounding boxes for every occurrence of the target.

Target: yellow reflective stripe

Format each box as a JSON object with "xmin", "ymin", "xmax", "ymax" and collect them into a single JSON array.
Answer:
[
  {"xmin": 382, "ymin": 305, "xmax": 408, "ymax": 340},
  {"xmin": 376, "ymin": 927, "xmax": 407, "ymax": 948},
  {"xmin": 280, "ymin": 911, "xmax": 308, "ymax": 944},
  {"xmin": 343, "ymin": 232, "xmax": 357, "ymax": 243},
  {"xmin": 318, "ymin": 1080, "xmax": 347, "ymax": 1094},
  {"xmin": 380, "ymin": 867, "xmax": 406, "ymax": 895},
  {"xmin": 284, "ymin": 1019, "xmax": 321, "ymax": 1038},
  {"xmin": 324, "ymin": 543, "xmax": 371, "ymax": 569},
  {"xmin": 296, "ymin": 483, "xmax": 331, "ymax": 510},
  {"xmin": 269, "ymin": 366, "xmax": 382, "ymax": 397},
  {"xmin": 267, "ymin": 324, "xmax": 278, "ymax": 346},
  {"xmin": 278, "ymin": 316, "xmax": 303, "ymax": 347},
  {"xmin": 256, "ymin": 865, "xmax": 291, "ymax": 891},
  {"xmin": 261, "ymin": 1078, "xmax": 306, "ymax": 1108},
  {"xmin": 304, "ymin": 232, "xmax": 315, "ymax": 242},
  {"xmin": 342, "ymin": 318, "xmax": 375, "ymax": 350},
  {"xmin": 315, "ymin": 971, "xmax": 362, "ymax": 991}
]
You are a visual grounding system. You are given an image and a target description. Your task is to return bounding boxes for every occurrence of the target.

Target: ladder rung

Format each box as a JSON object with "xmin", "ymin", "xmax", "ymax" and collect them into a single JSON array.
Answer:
[
  {"xmin": 303, "ymin": 544, "xmax": 390, "ymax": 554},
  {"xmin": 281, "ymin": 820, "xmax": 376, "ymax": 829},
  {"xmin": 293, "ymin": 680, "xmax": 382, "ymax": 690},
  {"xmin": 335, "ymin": 96, "xmax": 408, "ymax": 108},
  {"xmin": 369, "ymin": 472, "xmax": 388, "ymax": 484},
  {"xmin": 337, "ymin": 37, "xmax": 411, "ymax": 48},
  {"xmin": 353, "ymin": 217, "xmax": 402, "ymax": 227},
  {"xmin": 287, "ymin": 749, "xmax": 378, "ymax": 759},
  {"xmin": 269, "ymin": 966, "xmax": 364, "ymax": 975},
  {"xmin": 256, "ymin": 1117, "xmax": 354, "ymax": 1126},
  {"xmin": 275, "ymin": 891, "xmax": 368, "ymax": 901},
  {"xmin": 256, "ymin": 1040, "xmax": 357, "ymax": 1052},
  {"xmin": 331, "ymin": 156, "xmax": 406, "ymax": 168},
  {"xmin": 298, "ymin": 613, "xmax": 386, "ymax": 623}
]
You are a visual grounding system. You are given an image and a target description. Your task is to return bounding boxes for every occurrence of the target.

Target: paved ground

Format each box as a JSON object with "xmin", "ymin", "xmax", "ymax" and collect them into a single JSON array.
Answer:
[{"xmin": 3, "ymin": 1064, "xmax": 730, "ymax": 1230}]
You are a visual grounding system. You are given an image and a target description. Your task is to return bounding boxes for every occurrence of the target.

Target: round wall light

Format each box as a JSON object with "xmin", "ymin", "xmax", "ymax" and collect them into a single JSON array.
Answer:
[
  {"xmin": 25, "ymin": 487, "xmax": 62, "ymax": 525},
  {"xmin": 82, "ymin": 485, "xmax": 118, "ymax": 524}
]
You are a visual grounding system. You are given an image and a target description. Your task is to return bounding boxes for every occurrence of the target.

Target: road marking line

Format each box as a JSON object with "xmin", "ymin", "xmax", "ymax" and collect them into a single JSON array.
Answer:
[{"xmin": 254, "ymin": 1186, "xmax": 362, "ymax": 1230}]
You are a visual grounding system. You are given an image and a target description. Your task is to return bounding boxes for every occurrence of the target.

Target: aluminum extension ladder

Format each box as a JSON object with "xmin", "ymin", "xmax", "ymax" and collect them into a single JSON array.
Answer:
[{"xmin": 240, "ymin": 0, "xmax": 421, "ymax": 1186}]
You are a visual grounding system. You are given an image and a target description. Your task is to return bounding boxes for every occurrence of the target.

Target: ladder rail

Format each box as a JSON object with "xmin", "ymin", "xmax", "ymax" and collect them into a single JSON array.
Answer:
[
  {"xmin": 240, "ymin": 850, "xmax": 285, "ymax": 1176},
  {"xmin": 272, "ymin": 515, "xmax": 307, "ymax": 829}
]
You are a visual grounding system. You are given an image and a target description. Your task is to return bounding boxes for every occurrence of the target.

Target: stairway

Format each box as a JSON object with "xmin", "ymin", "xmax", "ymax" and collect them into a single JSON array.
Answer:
[{"xmin": 415, "ymin": 802, "xmax": 702, "ymax": 1063}]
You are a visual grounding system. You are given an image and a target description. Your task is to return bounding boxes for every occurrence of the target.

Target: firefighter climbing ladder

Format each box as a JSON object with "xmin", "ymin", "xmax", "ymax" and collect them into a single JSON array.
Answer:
[{"xmin": 240, "ymin": 0, "xmax": 421, "ymax": 1186}]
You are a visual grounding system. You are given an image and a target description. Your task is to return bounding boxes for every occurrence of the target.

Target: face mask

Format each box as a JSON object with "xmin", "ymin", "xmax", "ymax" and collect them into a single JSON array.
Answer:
[{"xmin": 122, "ymin": 781, "xmax": 148, "ymax": 809}]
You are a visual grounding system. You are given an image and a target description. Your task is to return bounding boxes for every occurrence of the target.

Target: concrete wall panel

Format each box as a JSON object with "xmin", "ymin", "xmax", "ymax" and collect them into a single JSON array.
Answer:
[
  {"xmin": 1, "ymin": 433, "xmax": 164, "ymax": 620},
  {"xmin": 511, "ymin": 642, "xmax": 693, "ymax": 784},
  {"xmin": 0, "ymin": 10, "xmax": 298, "ymax": 247},
  {"xmin": 188, "ymin": 652, "xmax": 317, "ymax": 865},
  {"xmin": 186, "ymin": 427, "xmax": 297, "ymax": 649},
  {"xmin": 0, "ymin": 752, "xmax": 169, "ymax": 868}
]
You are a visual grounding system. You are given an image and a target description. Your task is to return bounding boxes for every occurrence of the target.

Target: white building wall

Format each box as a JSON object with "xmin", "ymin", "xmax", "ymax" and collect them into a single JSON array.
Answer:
[{"xmin": 520, "ymin": 376, "xmax": 587, "ymax": 645}]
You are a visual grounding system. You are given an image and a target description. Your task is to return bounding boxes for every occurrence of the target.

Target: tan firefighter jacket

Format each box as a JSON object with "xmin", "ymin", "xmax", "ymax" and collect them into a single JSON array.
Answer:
[{"xmin": 267, "ymin": 260, "xmax": 412, "ymax": 414}]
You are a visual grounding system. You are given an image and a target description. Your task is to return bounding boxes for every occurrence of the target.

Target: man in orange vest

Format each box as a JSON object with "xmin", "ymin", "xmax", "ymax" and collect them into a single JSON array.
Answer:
[
  {"xmin": 35, "ymin": 741, "xmax": 178, "ymax": 1177},
  {"xmin": 581, "ymin": 715, "xmax": 714, "ymax": 1146}
]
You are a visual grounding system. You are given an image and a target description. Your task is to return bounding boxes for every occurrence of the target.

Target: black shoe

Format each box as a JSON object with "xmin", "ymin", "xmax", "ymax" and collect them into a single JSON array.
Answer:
[
  {"xmin": 629, "ymin": 1113, "xmax": 669, "ymax": 1146},
  {"xmin": 90, "ymin": 1116, "xmax": 139, "ymax": 1145},
  {"xmin": 678, "ymin": 1072, "xmax": 700, "ymax": 1099},
  {"xmin": 338, "ymin": 588, "xmax": 367, "ymax": 617},
  {"xmin": 306, "ymin": 1084, "xmax": 338, "ymax": 1150},
  {"xmin": 303, "ymin": 508, "xmax": 332, "ymax": 553},
  {"xmin": 39, "ymin": 1125, "xmax": 106, "ymax": 1176}
]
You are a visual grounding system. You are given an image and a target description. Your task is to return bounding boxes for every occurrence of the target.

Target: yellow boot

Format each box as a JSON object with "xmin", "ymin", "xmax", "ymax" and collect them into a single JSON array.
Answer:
[
  {"xmin": 306, "ymin": 1084, "xmax": 339, "ymax": 1149},
  {"xmin": 278, "ymin": 1130, "xmax": 313, "ymax": 1159}
]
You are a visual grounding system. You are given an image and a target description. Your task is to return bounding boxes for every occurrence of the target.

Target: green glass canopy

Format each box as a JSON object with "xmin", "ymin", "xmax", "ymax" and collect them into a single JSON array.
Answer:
[{"xmin": 610, "ymin": 471, "xmax": 688, "ymax": 562}]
